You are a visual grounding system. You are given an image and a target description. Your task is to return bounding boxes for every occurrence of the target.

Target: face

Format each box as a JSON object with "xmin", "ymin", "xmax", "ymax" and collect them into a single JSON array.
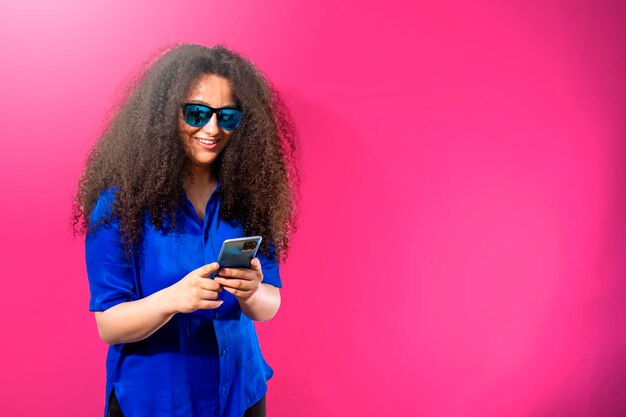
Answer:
[{"xmin": 178, "ymin": 73, "xmax": 238, "ymax": 169}]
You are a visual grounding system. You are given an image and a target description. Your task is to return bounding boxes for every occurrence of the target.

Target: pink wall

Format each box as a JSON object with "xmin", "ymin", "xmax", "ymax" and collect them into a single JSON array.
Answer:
[{"xmin": 0, "ymin": 1, "xmax": 624, "ymax": 416}]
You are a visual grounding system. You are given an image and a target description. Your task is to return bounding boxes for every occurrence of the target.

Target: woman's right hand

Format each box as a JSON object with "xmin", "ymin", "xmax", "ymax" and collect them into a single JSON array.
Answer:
[
  {"xmin": 95, "ymin": 263, "xmax": 224, "ymax": 345},
  {"xmin": 166, "ymin": 263, "xmax": 224, "ymax": 313}
]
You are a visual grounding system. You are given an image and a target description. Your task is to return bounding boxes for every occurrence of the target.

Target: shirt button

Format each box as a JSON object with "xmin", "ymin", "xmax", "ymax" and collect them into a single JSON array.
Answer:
[
  {"xmin": 220, "ymin": 386, "xmax": 227, "ymax": 394},
  {"xmin": 220, "ymin": 350, "xmax": 227, "ymax": 357},
  {"xmin": 215, "ymin": 313, "xmax": 221, "ymax": 319}
]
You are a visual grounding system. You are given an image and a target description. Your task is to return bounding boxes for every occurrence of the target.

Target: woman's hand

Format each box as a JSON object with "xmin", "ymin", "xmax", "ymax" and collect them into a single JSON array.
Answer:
[
  {"xmin": 215, "ymin": 258, "xmax": 281, "ymax": 322},
  {"xmin": 214, "ymin": 258, "xmax": 263, "ymax": 301},
  {"xmin": 165, "ymin": 263, "xmax": 224, "ymax": 313},
  {"xmin": 95, "ymin": 263, "xmax": 225, "ymax": 345}
]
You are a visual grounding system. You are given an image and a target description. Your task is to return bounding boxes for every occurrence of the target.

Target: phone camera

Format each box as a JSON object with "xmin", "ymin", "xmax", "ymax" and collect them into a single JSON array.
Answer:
[{"xmin": 243, "ymin": 241, "xmax": 257, "ymax": 251}]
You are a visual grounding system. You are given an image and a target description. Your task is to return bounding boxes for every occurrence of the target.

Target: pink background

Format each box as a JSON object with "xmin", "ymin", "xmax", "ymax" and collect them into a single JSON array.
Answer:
[{"xmin": 0, "ymin": 1, "xmax": 625, "ymax": 416}]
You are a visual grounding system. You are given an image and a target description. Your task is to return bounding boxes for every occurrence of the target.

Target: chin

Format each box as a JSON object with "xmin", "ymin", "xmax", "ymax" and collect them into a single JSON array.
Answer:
[{"xmin": 191, "ymin": 156, "xmax": 218, "ymax": 166}]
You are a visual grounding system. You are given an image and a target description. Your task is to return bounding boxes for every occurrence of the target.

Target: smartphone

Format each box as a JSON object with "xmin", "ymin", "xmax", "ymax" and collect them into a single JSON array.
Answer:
[{"xmin": 210, "ymin": 236, "xmax": 262, "ymax": 278}]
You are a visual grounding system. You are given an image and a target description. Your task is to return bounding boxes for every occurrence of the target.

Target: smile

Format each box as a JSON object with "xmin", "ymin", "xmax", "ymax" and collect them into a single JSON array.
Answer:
[{"xmin": 194, "ymin": 137, "xmax": 219, "ymax": 146}]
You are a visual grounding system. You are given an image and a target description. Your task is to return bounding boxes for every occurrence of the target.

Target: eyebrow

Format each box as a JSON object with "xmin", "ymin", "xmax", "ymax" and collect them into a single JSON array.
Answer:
[{"xmin": 187, "ymin": 99, "xmax": 238, "ymax": 108}]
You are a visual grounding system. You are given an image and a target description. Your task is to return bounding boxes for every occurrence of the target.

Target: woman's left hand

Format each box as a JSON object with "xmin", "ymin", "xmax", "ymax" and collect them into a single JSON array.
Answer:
[{"xmin": 214, "ymin": 258, "xmax": 264, "ymax": 301}]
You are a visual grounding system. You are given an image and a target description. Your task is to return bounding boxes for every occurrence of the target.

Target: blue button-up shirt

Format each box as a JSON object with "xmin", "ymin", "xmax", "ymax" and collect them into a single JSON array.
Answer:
[{"xmin": 85, "ymin": 180, "xmax": 281, "ymax": 417}]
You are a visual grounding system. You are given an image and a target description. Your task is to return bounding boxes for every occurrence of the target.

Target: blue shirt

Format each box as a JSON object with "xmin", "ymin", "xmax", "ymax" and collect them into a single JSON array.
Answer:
[{"xmin": 85, "ymin": 180, "xmax": 282, "ymax": 417}]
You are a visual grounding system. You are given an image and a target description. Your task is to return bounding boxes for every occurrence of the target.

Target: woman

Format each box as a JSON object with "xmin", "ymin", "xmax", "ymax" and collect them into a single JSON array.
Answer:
[{"xmin": 73, "ymin": 43, "xmax": 299, "ymax": 417}]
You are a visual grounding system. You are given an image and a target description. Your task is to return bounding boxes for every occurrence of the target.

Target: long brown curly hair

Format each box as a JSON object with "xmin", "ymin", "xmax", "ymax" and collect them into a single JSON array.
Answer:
[{"xmin": 73, "ymin": 43, "xmax": 299, "ymax": 263}]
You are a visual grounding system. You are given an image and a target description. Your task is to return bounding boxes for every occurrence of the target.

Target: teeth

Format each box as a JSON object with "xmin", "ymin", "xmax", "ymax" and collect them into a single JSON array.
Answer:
[{"xmin": 197, "ymin": 138, "xmax": 217, "ymax": 145}]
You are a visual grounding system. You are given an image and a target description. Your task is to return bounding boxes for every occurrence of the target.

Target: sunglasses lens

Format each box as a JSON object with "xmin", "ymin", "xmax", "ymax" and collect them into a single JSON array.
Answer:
[
  {"xmin": 183, "ymin": 104, "xmax": 211, "ymax": 127},
  {"xmin": 182, "ymin": 104, "xmax": 242, "ymax": 130},
  {"xmin": 218, "ymin": 109, "xmax": 242, "ymax": 130}
]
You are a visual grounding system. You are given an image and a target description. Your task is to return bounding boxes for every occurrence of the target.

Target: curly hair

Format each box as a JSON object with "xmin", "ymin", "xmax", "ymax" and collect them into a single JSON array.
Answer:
[{"xmin": 73, "ymin": 43, "xmax": 300, "ymax": 263}]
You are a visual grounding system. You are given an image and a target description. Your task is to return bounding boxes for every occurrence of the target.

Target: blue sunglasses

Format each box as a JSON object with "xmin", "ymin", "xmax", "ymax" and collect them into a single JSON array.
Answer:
[{"xmin": 181, "ymin": 103, "xmax": 242, "ymax": 131}]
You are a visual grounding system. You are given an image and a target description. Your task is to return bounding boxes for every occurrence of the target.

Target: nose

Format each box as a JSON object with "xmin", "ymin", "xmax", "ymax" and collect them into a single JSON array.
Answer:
[{"xmin": 200, "ymin": 113, "xmax": 219, "ymax": 136}]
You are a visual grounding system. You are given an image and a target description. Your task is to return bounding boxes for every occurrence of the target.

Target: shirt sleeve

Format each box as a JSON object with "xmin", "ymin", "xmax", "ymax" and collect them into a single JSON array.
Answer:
[
  {"xmin": 85, "ymin": 189, "xmax": 139, "ymax": 311},
  {"xmin": 258, "ymin": 244, "xmax": 282, "ymax": 288}
]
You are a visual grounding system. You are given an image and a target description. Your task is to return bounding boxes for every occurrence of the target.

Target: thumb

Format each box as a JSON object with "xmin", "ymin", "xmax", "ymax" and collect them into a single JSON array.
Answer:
[{"xmin": 197, "ymin": 262, "xmax": 220, "ymax": 277}]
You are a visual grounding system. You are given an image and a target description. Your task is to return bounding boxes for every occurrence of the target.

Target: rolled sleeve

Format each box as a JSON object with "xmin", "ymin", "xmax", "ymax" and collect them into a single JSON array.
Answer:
[
  {"xmin": 85, "ymin": 189, "xmax": 138, "ymax": 311},
  {"xmin": 258, "ymin": 246, "xmax": 282, "ymax": 288}
]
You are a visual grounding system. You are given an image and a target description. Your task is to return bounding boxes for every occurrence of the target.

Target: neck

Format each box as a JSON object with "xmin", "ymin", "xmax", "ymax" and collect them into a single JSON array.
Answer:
[{"xmin": 184, "ymin": 163, "xmax": 215, "ymax": 192}]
